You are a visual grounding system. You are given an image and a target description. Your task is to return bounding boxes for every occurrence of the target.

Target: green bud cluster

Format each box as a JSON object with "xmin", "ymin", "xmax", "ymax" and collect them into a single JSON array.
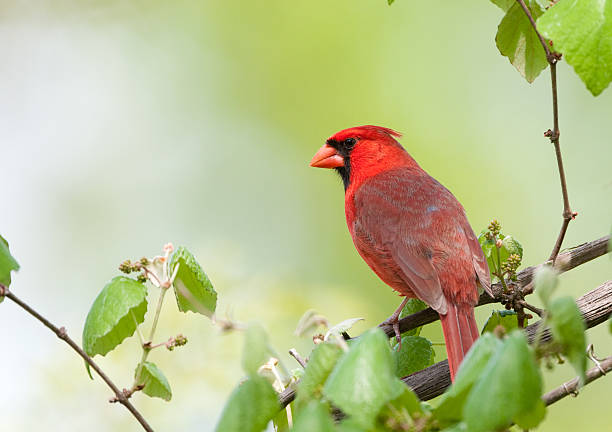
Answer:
[
  {"xmin": 119, "ymin": 259, "xmax": 143, "ymax": 274},
  {"xmin": 167, "ymin": 334, "xmax": 188, "ymax": 351},
  {"xmin": 119, "ymin": 257, "xmax": 150, "ymax": 274},
  {"xmin": 486, "ymin": 219, "xmax": 502, "ymax": 240},
  {"xmin": 501, "ymin": 253, "xmax": 521, "ymax": 280}
]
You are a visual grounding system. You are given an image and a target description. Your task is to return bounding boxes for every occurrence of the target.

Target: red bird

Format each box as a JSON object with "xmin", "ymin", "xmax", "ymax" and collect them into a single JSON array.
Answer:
[{"xmin": 310, "ymin": 125, "xmax": 491, "ymax": 380}]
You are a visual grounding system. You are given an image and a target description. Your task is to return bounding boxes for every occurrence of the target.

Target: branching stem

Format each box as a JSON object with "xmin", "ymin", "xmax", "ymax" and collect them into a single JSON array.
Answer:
[
  {"xmin": 0, "ymin": 286, "xmax": 154, "ymax": 432},
  {"xmin": 133, "ymin": 286, "xmax": 168, "ymax": 390},
  {"xmin": 515, "ymin": 0, "xmax": 574, "ymax": 263},
  {"xmin": 543, "ymin": 355, "xmax": 612, "ymax": 405}
]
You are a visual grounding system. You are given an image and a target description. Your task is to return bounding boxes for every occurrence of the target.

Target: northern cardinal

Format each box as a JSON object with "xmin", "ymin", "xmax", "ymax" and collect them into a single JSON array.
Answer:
[{"xmin": 310, "ymin": 125, "xmax": 491, "ymax": 380}]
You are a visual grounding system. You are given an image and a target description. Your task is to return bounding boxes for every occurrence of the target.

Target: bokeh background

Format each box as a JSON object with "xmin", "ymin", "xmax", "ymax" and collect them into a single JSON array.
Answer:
[{"xmin": 1, "ymin": 1, "xmax": 611, "ymax": 430}]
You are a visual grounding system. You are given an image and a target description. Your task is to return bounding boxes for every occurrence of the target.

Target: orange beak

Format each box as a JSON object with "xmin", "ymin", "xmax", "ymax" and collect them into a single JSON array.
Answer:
[{"xmin": 310, "ymin": 144, "xmax": 344, "ymax": 169}]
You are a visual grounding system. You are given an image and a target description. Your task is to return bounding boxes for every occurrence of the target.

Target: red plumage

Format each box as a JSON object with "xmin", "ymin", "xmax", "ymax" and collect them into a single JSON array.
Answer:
[{"xmin": 311, "ymin": 125, "xmax": 491, "ymax": 380}]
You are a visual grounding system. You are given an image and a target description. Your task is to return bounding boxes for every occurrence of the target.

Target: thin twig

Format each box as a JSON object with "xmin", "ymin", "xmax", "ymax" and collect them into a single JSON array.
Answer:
[
  {"xmin": 515, "ymin": 0, "xmax": 552, "ymax": 60},
  {"xmin": 0, "ymin": 286, "xmax": 154, "ymax": 432},
  {"xmin": 288, "ymin": 349, "xmax": 307, "ymax": 368},
  {"xmin": 519, "ymin": 300, "xmax": 544, "ymax": 317},
  {"xmin": 515, "ymin": 0, "xmax": 574, "ymax": 262},
  {"xmin": 133, "ymin": 285, "xmax": 169, "ymax": 393},
  {"xmin": 543, "ymin": 355, "xmax": 612, "ymax": 405}
]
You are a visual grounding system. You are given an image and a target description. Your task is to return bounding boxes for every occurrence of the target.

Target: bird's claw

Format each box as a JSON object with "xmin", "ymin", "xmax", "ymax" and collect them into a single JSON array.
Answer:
[{"xmin": 393, "ymin": 321, "xmax": 401, "ymax": 348}]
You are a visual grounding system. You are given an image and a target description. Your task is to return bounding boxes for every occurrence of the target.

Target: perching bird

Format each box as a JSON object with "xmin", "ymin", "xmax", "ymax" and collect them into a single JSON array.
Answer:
[{"xmin": 310, "ymin": 125, "xmax": 491, "ymax": 380}]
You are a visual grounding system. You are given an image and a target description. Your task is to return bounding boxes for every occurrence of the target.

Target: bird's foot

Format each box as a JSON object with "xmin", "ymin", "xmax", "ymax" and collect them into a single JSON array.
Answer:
[{"xmin": 380, "ymin": 298, "xmax": 409, "ymax": 347}]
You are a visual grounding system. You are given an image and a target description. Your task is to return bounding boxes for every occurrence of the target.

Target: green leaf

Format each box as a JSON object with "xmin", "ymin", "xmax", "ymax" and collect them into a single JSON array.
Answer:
[
  {"xmin": 548, "ymin": 296, "xmax": 587, "ymax": 382},
  {"xmin": 490, "ymin": 0, "xmax": 515, "ymax": 13},
  {"xmin": 535, "ymin": 266, "xmax": 559, "ymax": 307},
  {"xmin": 323, "ymin": 328, "xmax": 403, "ymax": 428},
  {"xmin": 440, "ymin": 423, "xmax": 467, "ymax": 432},
  {"xmin": 378, "ymin": 385, "xmax": 422, "ymax": 426},
  {"xmin": 478, "ymin": 231, "xmax": 497, "ymax": 279},
  {"xmin": 481, "ymin": 310, "xmax": 521, "ymax": 334},
  {"xmin": 387, "ymin": 0, "xmax": 395, "ymax": 6},
  {"xmin": 393, "ymin": 336, "xmax": 435, "ymax": 377},
  {"xmin": 336, "ymin": 419, "xmax": 371, "ymax": 432},
  {"xmin": 538, "ymin": 0, "xmax": 612, "ymax": 96},
  {"xmin": 434, "ymin": 334, "xmax": 503, "ymax": 426},
  {"xmin": 399, "ymin": 299, "xmax": 428, "ymax": 336},
  {"xmin": 463, "ymin": 331, "xmax": 544, "ymax": 432},
  {"xmin": 170, "ymin": 246, "xmax": 217, "ymax": 317},
  {"xmin": 295, "ymin": 342, "xmax": 342, "ymax": 407},
  {"xmin": 500, "ymin": 235, "xmax": 523, "ymax": 262},
  {"xmin": 477, "ymin": 231, "xmax": 522, "ymax": 281},
  {"xmin": 325, "ymin": 317, "xmax": 364, "ymax": 341},
  {"xmin": 292, "ymin": 401, "xmax": 335, "ymax": 432},
  {"xmin": 515, "ymin": 399, "xmax": 547, "ymax": 429},
  {"xmin": 82, "ymin": 276, "xmax": 148, "ymax": 357},
  {"xmin": 242, "ymin": 324, "xmax": 269, "ymax": 376},
  {"xmin": 137, "ymin": 361, "xmax": 172, "ymax": 401},
  {"xmin": 0, "ymin": 234, "xmax": 20, "ymax": 288},
  {"xmin": 272, "ymin": 407, "xmax": 289, "ymax": 432},
  {"xmin": 215, "ymin": 375, "xmax": 279, "ymax": 432},
  {"xmin": 496, "ymin": 0, "xmax": 548, "ymax": 82}
]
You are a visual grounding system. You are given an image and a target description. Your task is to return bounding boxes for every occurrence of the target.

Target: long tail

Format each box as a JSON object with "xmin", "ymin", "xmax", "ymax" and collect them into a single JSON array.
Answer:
[{"xmin": 439, "ymin": 302, "xmax": 479, "ymax": 381}]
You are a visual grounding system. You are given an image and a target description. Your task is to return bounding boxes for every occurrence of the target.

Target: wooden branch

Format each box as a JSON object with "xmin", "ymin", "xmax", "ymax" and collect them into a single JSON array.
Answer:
[
  {"xmin": 402, "ymin": 280, "xmax": 612, "ymax": 402},
  {"xmin": 543, "ymin": 355, "xmax": 612, "ymax": 406},
  {"xmin": 0, "ymin": 286, "xmax": 154, "ymax": 432},
  {"xmin": 381, "ymin": 236, "xmax": 609, "ymax": 338},
  {"xmin": 278, "ymin": 279, "xmax": 612, "ymax": 407}
]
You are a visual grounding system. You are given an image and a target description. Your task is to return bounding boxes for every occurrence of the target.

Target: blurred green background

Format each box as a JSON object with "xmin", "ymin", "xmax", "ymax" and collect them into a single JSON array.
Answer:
[{"xmin": 1, "ymin": 0, "xmax": 610, "ymax": 430}]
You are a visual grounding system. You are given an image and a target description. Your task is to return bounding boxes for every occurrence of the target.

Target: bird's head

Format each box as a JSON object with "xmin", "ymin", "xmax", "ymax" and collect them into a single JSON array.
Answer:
[{"xmin": 310, "ymin": 125, "xmax": 412, "ymax": 190}]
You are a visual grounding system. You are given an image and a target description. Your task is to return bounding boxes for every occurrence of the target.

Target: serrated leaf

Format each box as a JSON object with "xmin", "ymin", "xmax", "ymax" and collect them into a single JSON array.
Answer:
[
  {"xmin": 463, "ymin": 331, "xmax": 543, "ymax": 432},
  {"xmin": 538, "ymin": 0, "xmax": 612, "ymax": 96},
  {"xmin": 242, "ymin": 324, "xmax": 269, "ymax": 376},
  {"xmin": 535, "ymin": 266, "xmax": 559, "ymax": 307},
  {"xmin": 323, "ymin": 328, "xmax": 403, "ymax": 428},
  {"xmin": 295, "ymin": 342, "xmax": 343, "ymax": 408},
  {"xmin": 324, "ymin": 317, "xmax": 364, "ymax": 341},
  {"xmin": 82, "ymin": 276, "xmax": 148, "ymax": 357},
  {"xmin": 137, "ymin": 361, "xmax": 172, "ymax": 401},
  {"xmin": 496, "ymin": 0, "xmax": 548, "ymax": 82},
  {"xmin": 500, "ymin": 235, "xmax": 523, "ymax": 261},
  {"xmin": 292, "ymin": 401, "xmax": 335, "ymax": 432},
  {"xmin": 548, "ymin": 296, "xmax": 587, "ymax": 382},
  {"xmin": 434, "ymin": 333, "xmax": 503, "ymax": 426},
  {"xmin": 393, "ymin": 336, "xmax": 435, "ymax": 377},
  {"xmin": 481, "ymin": 310, "xmax": 521, "ymax": 334},
  {"xmin": 215, "ymin": 375, "xmax": 279, "ymax": 432},
  {"xmin": 490, "ymin": 0, "xmax": 515, "ymax": 12},
  {"xmin": 0, "ymin": 234, "xmax": 19, "ymax": 288},
  {"xmin": 170, "ymin": 246, "xmax": 217, "ymax": 317},
  {"xmin": 399, "ymin": 299, "xmax": 428, "ymax": 336}
]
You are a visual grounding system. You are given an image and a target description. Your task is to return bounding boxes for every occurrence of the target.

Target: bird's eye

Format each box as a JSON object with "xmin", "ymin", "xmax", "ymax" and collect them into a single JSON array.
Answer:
[{"xmin": 344, "ymin": 138, "xmax": 356, "ymax": 148}]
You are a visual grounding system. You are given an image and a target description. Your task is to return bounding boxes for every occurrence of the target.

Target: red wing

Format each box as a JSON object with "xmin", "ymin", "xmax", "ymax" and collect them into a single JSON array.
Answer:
[
  {"xmin": 353, "ymin": 171, "xmax": 448, "ymax": 314},
  {"xmin": 390, "ymin": 244, "xmax": 448, "ymax": 314}
]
